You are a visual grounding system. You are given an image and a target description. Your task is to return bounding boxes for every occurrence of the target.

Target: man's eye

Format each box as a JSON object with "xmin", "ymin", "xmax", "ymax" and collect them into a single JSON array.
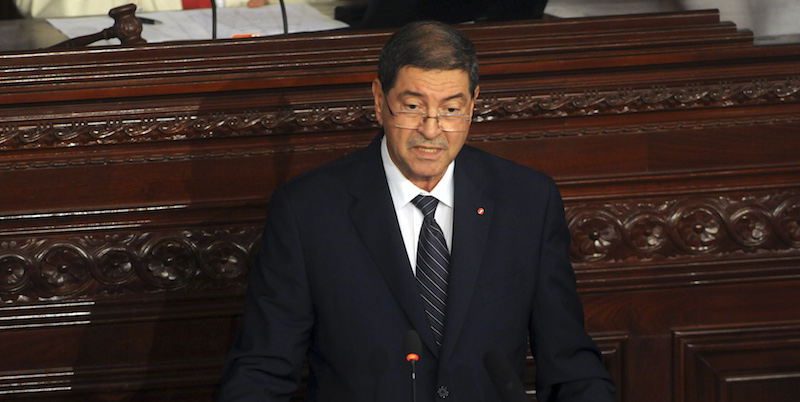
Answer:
[
  {"xmin": 405, "ymin": 104, "xmax": 419, "ymax": 110},
  {"xmin": 445, "ymin": 107, "xmax": 460, "ymax": 114}
]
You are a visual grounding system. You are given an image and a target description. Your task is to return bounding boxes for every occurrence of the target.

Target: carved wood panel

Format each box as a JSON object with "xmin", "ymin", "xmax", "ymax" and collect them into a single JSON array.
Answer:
[{"xmin": 674, "ymin": 322, "xmax": 800, "ymax": 402}]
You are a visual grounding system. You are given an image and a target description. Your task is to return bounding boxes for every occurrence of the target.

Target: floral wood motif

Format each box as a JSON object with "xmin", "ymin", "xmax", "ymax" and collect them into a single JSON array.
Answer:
[
  {"xmin": 0, "ymin": 226, "xmax": 260, "ymax": 304},
  {"xmin": 2, "ymin": 189, "xmax": 798, "ymax": 304},
  {"xmin": 567, "ymin": 190, "xmax": 800, "ymax": 267},
  {"xmin": 0, "ymin": 105, "xmax": 380, "ymax": 151},
  {"xmin": 474, "ymin": 77, "xmax": 800, "ymax": 121},
  {"xmin": 1, "ymin": 77, "xmax": 798, "ymax": 152}
]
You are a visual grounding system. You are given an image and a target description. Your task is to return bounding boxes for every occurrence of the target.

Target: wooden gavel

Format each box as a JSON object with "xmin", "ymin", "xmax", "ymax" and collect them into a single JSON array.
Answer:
[{"xmin": 50, "ymin": 3, "xmax": 147, "ymax": 49}]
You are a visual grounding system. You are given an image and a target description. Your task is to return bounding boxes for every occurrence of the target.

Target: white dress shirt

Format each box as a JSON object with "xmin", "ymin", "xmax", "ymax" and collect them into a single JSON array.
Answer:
[{"xmin": 381, "ymin": 136, "xmax": 454, "ymax": 275}]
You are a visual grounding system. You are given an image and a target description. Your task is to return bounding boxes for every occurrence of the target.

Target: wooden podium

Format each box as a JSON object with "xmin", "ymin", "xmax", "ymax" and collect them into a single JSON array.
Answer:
[{"xmin": 1, "ymin": 10, "xmax": 799, "ymax": 401}]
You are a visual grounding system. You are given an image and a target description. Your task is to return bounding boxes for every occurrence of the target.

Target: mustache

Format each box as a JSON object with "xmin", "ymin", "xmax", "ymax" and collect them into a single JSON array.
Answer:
[{"xmin": 407, "ymin": 135, "xmax": 449, "ymax": 149}]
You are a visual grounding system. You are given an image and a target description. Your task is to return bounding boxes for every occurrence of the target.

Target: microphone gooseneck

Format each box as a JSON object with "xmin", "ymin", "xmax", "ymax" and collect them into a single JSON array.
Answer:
[
  {"xmin": 278, "ymin": 0, "xmax": 288, "ymax": 34},
  {"xmin": 210, "ymin": 0, "xmax": 217, "ymax": 39}
]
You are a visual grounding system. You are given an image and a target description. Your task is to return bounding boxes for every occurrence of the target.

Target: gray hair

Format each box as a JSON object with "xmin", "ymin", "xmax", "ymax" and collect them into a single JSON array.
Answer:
[{"xmin": 377, "ymin": 21, "xmax": 479, "ymax": 96}]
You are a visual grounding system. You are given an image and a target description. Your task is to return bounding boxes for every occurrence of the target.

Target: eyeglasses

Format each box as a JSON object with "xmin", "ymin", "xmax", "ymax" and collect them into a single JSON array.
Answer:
[{"xmin": 386, "ymin": 102, "xmax": 471, "ymax": 132}]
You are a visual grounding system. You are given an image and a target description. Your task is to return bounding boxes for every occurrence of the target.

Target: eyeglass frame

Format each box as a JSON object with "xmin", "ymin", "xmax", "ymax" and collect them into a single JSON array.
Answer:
[{"xmin": 385, "ymin": 101, "xmax": 472, "ymax": 132}]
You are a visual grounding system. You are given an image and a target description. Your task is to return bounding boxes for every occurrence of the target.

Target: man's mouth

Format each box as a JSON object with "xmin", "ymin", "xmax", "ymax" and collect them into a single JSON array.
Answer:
[{"xmin": 415, "ymin": 146, "xmax": 441, "ymax": 154}]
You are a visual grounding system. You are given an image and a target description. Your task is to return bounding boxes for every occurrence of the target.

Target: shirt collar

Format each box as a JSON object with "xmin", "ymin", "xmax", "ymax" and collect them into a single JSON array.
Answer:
[{"xmin": 381, "ymin": 135, "xmax": 455, "ymax": 210}]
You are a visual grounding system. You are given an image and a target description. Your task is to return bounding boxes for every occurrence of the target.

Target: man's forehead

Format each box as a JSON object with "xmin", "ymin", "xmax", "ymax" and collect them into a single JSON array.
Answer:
[
  {"xmin": 393, "ymin": 66, "xmax": 471, "ymax": 95},
  {"xmin": 397, "ymin": 65, "xmax": 469, "ymax": 79}
]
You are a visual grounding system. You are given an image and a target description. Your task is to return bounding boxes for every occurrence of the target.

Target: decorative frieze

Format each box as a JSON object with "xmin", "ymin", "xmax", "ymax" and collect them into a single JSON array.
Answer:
[
  {"xmin": 2, "ymin": 189, "xmax": 799, "ymax": 304},
  {"xmin": 1, "ymin": 77, "xmax": 798, "ymax": 152},
  {"xmin": 0, "ymin": 227, "xmax": 259, "ymax": 303},
  {"xmin": 568, "ymin": 190, "xmax": 800, "ymax": 266}
]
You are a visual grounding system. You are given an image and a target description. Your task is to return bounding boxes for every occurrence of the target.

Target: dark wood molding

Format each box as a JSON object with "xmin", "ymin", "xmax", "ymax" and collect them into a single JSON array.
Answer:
[{"xmin": 1, "ymin": 10, "xmax": 799, "ymax": 401}]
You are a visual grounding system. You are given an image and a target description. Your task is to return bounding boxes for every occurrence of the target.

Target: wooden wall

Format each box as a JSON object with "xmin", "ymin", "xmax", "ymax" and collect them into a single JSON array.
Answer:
[{"xmin": 1, "ymin": 10, "xmax": 799, "ymax": 401}]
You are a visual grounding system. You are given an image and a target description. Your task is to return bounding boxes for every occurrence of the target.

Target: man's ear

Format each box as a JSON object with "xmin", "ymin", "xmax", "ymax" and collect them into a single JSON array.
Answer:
[
  {"xmin": 372, "ymin": 79, "xmax": 384, "ymax": 126},
  {"xmin": 470, "ymin": 85, "xmax": 480, "ymax": 117}
]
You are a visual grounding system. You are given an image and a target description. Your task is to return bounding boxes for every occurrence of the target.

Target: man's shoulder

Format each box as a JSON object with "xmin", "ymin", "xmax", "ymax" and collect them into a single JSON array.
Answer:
[
  {"xmin": 458, "ymin": 144, "xmax": 555, "ymax": 185},
  {"xmin": 279, "ymin": 143, "xmax": 376, "ymax": 196}
]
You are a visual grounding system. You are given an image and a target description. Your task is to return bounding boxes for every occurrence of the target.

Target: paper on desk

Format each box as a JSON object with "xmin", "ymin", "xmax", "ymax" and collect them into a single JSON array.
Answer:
[{"xmin": 47, "ymin": 3, "xmax": 349, "ymax": 45}]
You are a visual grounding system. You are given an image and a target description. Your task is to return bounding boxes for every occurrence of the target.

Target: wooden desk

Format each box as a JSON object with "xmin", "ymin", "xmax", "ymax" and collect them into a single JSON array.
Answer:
[
  {"xmin": 0, "ymin": 1, "xmax": 343, "ymax": 52},
  {"xmin": 1, "ymin": 10, "xmax": 799, "ymax": 401}
]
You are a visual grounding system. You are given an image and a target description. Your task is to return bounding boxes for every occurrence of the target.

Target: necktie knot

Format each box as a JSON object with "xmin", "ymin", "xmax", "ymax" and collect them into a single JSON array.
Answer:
[{"xmin": 412, "ymin": 195, "xmax": 439, "ymax": 219}]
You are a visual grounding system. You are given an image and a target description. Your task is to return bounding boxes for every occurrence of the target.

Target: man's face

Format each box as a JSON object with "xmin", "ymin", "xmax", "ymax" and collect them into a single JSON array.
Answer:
[{"xmin": 372, "ymin": 66, "xmax": 478, "ymax": 192}]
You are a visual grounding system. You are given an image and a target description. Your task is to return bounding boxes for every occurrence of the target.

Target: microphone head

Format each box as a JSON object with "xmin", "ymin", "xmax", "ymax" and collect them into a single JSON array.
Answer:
[
  {"xmin": 404, "ymin": 329, "xmax": 421, "ymax": 362},
  {"xmin": 483, "ymin": 350, "xmax": 529, "ymax": 402}
]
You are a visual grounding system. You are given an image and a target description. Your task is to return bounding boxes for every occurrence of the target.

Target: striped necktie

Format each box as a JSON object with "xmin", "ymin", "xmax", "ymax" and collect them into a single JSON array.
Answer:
[{"xmin": 411, "ymin": 195, "xmax": 450, "ymax": 346}]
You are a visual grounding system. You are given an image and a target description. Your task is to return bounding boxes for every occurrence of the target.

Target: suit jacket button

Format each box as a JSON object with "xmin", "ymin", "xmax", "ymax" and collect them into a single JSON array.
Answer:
[{"xmin": 437, "ymin": 385, "xmax": 449, "ymax": 398}]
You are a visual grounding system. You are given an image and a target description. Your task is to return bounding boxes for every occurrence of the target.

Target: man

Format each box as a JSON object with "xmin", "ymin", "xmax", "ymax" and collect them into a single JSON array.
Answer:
[{"xmin": 219, "ymin": 20, "xmax": 615, "ymax": 401}]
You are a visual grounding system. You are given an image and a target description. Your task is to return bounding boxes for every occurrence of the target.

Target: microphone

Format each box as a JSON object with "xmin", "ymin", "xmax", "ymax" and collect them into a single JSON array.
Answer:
[
  {"xmin": 404, "ymin": 330, "xmax": 421, "ymax": 402},
  {"xmin": 483, "ymin": 350, "xmax": 529, "ymax": 402}
]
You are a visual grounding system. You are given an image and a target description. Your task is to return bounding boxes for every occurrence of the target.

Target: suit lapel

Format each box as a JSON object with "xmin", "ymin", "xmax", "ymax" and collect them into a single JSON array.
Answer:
[
  {"xmin": 347, "ymin": 134, "xmax": 440, "ymax": 355},
  {"xmin": 347, "ymin": 138, "xmax": 495, "ymax": 360},
  {"xmin": 441, "ymin": 147, "xmax": 494, "ymax": 363}
]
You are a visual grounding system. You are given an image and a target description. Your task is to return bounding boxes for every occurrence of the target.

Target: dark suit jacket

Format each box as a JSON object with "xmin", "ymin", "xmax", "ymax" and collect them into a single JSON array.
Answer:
[{"xmin": 219, "ymin": 132, "xmax": 615, "ymax": 401}]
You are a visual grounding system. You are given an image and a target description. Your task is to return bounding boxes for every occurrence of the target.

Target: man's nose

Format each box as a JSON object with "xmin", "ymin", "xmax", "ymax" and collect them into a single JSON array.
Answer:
[{"xmin": 418, "ymin": 115, "xmax": 442, "ymax": 139}]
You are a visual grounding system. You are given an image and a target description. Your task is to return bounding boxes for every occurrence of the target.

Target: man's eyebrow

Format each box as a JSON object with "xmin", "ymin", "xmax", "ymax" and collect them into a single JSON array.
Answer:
[
  {"xmin": 443, "ymin": 93, "xmax": 468, "ymax": 102},
  {"xmin": 396, "ymin": 90, "xmax": 468, "ymax": 102}
]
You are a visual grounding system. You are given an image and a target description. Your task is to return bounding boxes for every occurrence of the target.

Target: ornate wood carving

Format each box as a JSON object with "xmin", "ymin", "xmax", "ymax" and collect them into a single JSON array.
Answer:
[
  {"xmin": 0, "ymin": 225, "xmax": 258, "ymax": 303},
  {"xmin": 1, "ymin": 77, "xmax": 798, "ymax": 153},
  {"xmin": 476, "ymin": 77, "xmax": 800, "ymax": 120},
  {"xmin": 568, "ymin": 189, "xmax": 800, "ymax": 265},
  {"xmin": 2, "ymin": 188, "xmax": 798, "ymax": 304}
]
